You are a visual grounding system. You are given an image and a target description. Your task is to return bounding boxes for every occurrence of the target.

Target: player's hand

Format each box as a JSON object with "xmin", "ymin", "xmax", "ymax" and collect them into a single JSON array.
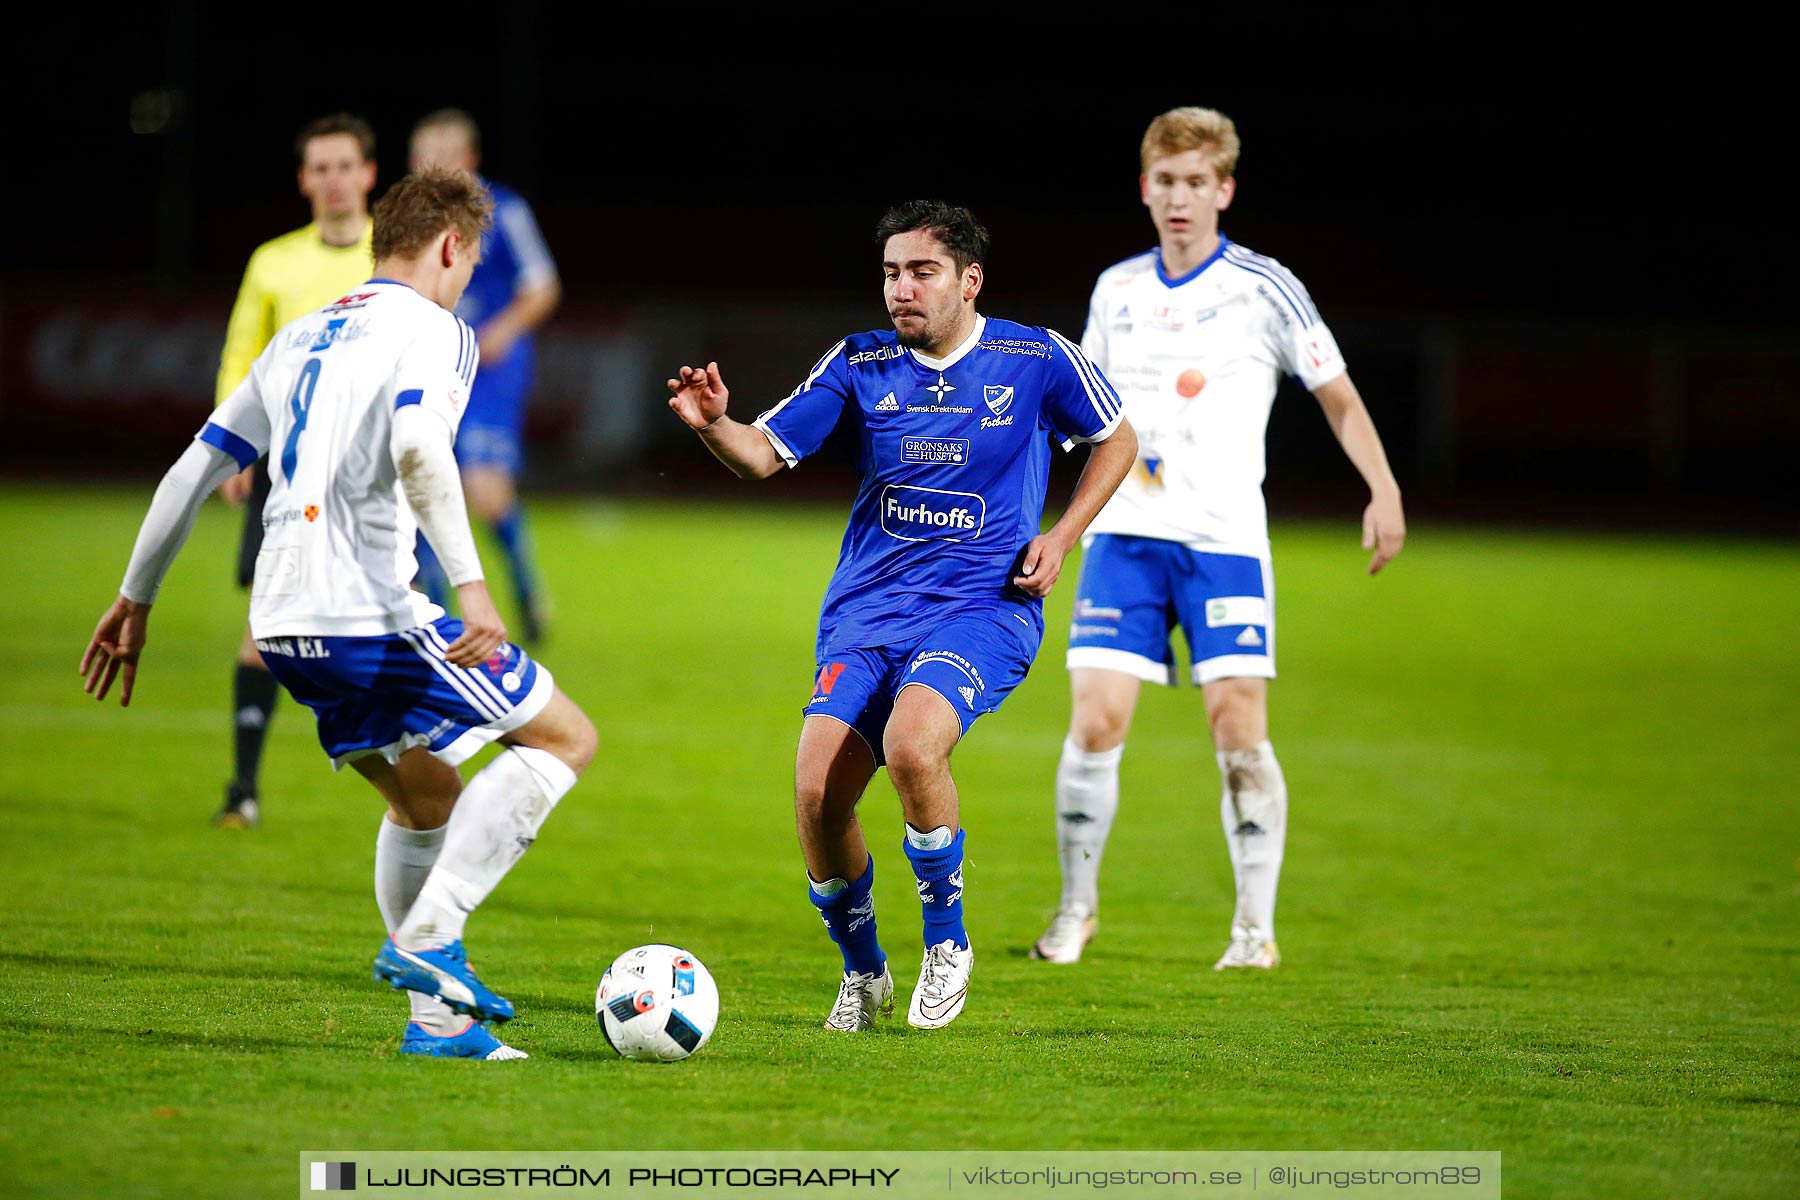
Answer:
[
  {"xmin": 80, "ymin": 596, "xmax": 150, "ymax": 706},
  {"xmin": 478, "ymin": 324, "xmax": 520, "ymax": 366},
  {"xmin": 666, "ymin": 362, "xmax": 730, "ymax": 431},
  {"xmin": 1011, "ymin": 533, "xmax": 1071, "ymax": 599},
  {"xmin": 1363, "ymin": 490, "xmax": 1406, "ymax": 575},
  {"xmin": 218, "ymin": 466, "xmax": 253, "ymax": 506},
  {"xmin": 444, "ymin": 581, "xmax": 507, "ymax": 667}
]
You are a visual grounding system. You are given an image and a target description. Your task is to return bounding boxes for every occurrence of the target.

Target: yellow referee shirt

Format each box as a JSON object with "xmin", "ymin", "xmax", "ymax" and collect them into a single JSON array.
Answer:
[{"xmin": 215, "ymin": 221, "xmax": 375, "ymax": 404}]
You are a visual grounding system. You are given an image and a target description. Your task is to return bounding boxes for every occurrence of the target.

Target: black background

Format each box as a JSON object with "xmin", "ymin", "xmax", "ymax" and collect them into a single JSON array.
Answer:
[{"xmin": 5, "ymin": 9, "xmax": 1793, "ymax": 522}]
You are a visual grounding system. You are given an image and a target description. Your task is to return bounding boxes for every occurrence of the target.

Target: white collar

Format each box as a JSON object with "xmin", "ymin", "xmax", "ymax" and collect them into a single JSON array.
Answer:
[{"xmin": 909, "ymin": 314, "xmax": 986, "ymax": 371}]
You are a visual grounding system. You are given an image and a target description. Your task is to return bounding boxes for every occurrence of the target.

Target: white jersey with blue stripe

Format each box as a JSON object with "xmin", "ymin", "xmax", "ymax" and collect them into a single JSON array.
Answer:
[
  {"xmin": 203, "ymin": 280, "xmax": 479, "ymax": 638},
  {"xmin": 753, "ymin": 314, "xmax": 1123, "ymax": 654},
  {"xmin": 1081, "ymin": 236, "xmax": 1345, "ymax": 554}
]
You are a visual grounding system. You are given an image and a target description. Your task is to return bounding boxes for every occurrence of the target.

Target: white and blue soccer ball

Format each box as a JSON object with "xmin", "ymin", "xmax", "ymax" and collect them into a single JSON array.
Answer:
[{"xmin": 596, "ymin": 944, "xmax": 719, "ymax": 1062}]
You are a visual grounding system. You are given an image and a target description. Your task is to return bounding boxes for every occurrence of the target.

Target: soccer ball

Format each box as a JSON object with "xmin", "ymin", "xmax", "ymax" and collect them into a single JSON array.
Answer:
[{"xmin": 595, "ymin": 944, "xmax": 719, "ymax": 1062}]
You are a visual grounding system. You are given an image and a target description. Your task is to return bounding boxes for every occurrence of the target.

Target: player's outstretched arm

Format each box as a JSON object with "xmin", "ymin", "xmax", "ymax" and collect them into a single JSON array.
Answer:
[
  {"xmin": 80, "ymin": 439, "xmax": 247, "ymax": 706},
  {"xmin": 1312, "ymin": 375, "xmax": 1406, "ymax": 574},
  {"xmin": 666, "ymin": 362, "xmax": 784, "ymax": 480},
  {"xmin": 1013, "ymin": 419, "xmax": 1139, "ymax": 598}
]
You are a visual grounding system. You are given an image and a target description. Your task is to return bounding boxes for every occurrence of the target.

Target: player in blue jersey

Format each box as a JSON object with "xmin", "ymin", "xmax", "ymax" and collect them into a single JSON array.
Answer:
[
  {"xmin": 409, "ymin": 110, "xmax": 561, "ymax": 643},
  {"xmin": 666, "ymin": 201, "xmax": 1138, "ymax": 1031}
]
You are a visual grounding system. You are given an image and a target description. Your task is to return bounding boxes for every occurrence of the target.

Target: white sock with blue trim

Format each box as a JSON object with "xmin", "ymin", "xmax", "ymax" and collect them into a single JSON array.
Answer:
[
  {"xmin": 374, "ymin": 816, "xmax": 460, "ymax": 1034},
  {"xmin": 396, "ymin": 746, "xmax": 577, "ymax": 949}
]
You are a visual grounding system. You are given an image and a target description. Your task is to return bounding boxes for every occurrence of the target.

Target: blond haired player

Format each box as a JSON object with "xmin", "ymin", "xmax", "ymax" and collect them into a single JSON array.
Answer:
[
  {"xmin": 82, "ymin": 171, "xmax": 597, "ymax": 1059},
  {"xmin": 213, "ymin": 113, "xmax": 380, "ymax": 829},
  {"xmin": 1033, "ymin": 107, "xmax": 1406, "ymax": 969}
]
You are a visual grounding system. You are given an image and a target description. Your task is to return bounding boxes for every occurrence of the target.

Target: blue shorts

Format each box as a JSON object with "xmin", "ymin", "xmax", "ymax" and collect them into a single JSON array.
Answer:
[
  {"xmin": 804, "ymin": 607, "xmax": 1043, "ymax": 765},
  {"xmin": 256, "ymin": 617, "xmax": 554, "ymax": 769},
  {"xmin": 454, "ymin": 349, "xmax": 533, "ymax": 473},
  {"xmin": 1065, "ymin": 534, "xmax": 1275, "ymax": 686}
]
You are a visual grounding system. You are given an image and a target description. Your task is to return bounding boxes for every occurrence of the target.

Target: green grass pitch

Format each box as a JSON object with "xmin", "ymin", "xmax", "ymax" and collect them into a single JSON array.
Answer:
[{"xmin": 2, "ymin": 487, "xmax": 1795, "ymax": 1198}]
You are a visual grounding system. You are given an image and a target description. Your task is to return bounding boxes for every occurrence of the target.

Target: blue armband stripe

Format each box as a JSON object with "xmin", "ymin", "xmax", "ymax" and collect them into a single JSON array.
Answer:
[
  {"xmin": 199, "ymin": 422, "xmax": 258, "ymax": 470},
  {"xmin": 395, "ymin": 388, "xmax": 424, "ymax": 409}
]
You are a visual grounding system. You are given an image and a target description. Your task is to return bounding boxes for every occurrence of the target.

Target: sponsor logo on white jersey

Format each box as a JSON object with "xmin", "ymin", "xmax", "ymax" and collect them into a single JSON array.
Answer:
[
  {"xmin": 880, "ymin": 484, "xmax": 985, "ymax": 542},
  {"xmin": 1147, "ymin": 305, "xmax": 1186, "ymax": 332},
  {"xmin": 285, "ymin": 318, "xmax": 370, "ymax": 351}
]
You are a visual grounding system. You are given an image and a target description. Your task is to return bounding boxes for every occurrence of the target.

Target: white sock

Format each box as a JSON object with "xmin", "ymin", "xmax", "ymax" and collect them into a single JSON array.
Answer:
[
  {"xmin": 374, "ymin": 816, "xmax": 462, "ymax": 1034},
  {"xmin": 1217, "ymin": 740, "xmax": 1287, "ymax": 942},
  {"xmin": 395, "ymin": 746, "xmax": 578, "ymax": 949},
  {"xmin": 904, "ymin": 823, "xmax": 954, "ymax": 851},
  {"xmin": 1055, "ymin": 737, "xmax": 1123, "ymax": 914}
]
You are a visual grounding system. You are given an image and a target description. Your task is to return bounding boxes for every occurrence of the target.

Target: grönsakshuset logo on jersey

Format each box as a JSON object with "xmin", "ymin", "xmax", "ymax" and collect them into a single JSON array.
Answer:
[{"xmin": 879, "ymin": 484, "xmax": 986, "ymax": 543}]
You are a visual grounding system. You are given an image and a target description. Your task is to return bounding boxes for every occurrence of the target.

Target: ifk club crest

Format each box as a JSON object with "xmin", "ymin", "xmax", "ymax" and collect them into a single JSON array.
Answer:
[{"xmin": 983, "ymin": 385, "xmax": 1014, "ymax": 415}]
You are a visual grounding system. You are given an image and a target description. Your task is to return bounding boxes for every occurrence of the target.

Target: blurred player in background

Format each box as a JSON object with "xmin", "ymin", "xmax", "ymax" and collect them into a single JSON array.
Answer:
[
  {"xmin": 1032, "ymin": 107, "xmax": 1406, "ymax": 970},
  {"xmin": 82, "ymin": 170, "xmax": 596, "ymax": 1060},
  {"xmin": 212, "ymin": 113, "xmax": 379, "ymax": 829},
  {"xmin": 407, "ymin": 109, "xmax": 560, "ymax": 644},
  {"xmin": 668, "ymin": 201, "xmax": 1136, "ymax": 1032}
]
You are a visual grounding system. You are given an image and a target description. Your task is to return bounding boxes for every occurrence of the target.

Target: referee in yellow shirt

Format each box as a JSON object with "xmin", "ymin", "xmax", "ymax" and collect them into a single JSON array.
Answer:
[{"xmin": 213, "ymin": 113, "xmax": 378, "ymax": 828}]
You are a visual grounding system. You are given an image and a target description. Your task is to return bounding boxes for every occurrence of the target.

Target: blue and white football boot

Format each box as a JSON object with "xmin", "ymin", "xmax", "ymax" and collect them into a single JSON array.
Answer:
[
  {"xmin": 400, "ymin": 1019, "xmax": 528, "ymax": 1060},
  {"xmin": 373, "ymin": 939, "xmax": 516, "ymax": 1023}
]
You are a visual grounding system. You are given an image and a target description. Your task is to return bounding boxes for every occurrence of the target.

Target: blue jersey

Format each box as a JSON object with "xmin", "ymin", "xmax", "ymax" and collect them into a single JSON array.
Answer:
[
  {"xmin": 453, "ymin": 178, "xmax": 558, "ymax": 343},
  {"xmin": 754, "ymin": 314, "xmax": 1123, "ymax": 655}
]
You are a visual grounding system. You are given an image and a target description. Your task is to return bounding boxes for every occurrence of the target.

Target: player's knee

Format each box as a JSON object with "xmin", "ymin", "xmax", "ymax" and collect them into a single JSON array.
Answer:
[
  {"xmin": 1069, "ymin": 703, "xmax": 1129, "ymax": 753},
  {"xmin": 882, "ymin": 737, "xmax": 944, "ymax": 789},
  {"xmin": 523, "ymin": 696, "xmax": 597, "ymax": 776},
  {"xmin": 1205, "ymin": 680, "xmax": 1264, "ymax": 749},
  {"xmin": 465, "ymin": 472, "xmax": 515, "ymax": 523}
]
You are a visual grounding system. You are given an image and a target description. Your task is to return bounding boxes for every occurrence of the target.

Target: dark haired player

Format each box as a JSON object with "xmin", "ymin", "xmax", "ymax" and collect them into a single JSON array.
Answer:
[{"xmin": 667, "ymin": 201, "xmax": 1137, "ymax": 1031}]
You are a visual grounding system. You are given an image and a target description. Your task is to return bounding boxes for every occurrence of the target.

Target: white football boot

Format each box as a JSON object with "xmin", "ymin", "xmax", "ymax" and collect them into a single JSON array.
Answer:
[
  {"xmin": 1214, "ymin": 932, "xmax": 1281, "ymax": 970},
  {"xmin": 907, "ymin": 940, "xmax": 973, "ymax": 1028},
  {"xmin": 823, "ymin": 963, "xmax": 895, "ymax": 1031},
  {"xmin": 1030, "ymin": 905, "xmax": 1098, "ymax": 964}
]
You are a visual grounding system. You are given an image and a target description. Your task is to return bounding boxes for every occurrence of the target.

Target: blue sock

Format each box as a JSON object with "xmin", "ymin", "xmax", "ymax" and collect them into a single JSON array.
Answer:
[
  {"xmin": 413, "ymin": 535, "xmax": 452, "ymax": 609},
  {"xmin": 491, "ymin": 506, "xmax": 540, "ymax": 616},
  {"xmin": 903, "ymin": 827, "xmax": 968, "ymax": 950},
  {"xmin": 808, "ymin": 857, "xmax": 885, "ymax": 976}
]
